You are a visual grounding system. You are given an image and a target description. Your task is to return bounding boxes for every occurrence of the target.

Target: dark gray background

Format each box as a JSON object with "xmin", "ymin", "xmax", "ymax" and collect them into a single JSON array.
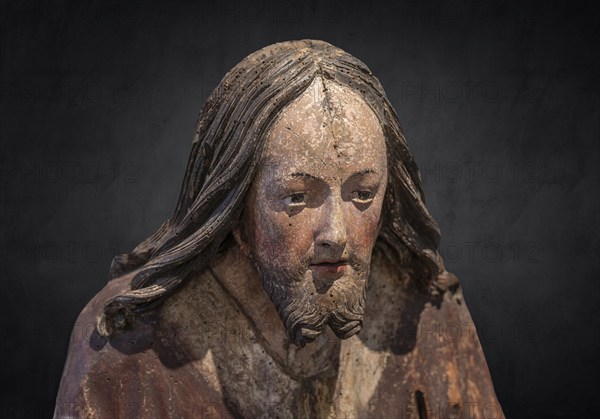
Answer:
[{"xmin": 1, "ymin": 0, "xmax": 598, "ymax": 417}]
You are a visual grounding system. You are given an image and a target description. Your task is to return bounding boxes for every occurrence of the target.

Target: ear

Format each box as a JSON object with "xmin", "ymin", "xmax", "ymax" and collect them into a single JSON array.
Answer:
[{"xmin": 233, "ymin": 225, "xmax": 251, "ymax": 258}]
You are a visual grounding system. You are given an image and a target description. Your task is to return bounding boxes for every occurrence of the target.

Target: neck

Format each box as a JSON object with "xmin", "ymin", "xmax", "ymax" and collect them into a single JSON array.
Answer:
[{"xmin": 209, "ymin": 242, "xmax": 341, "ymax": 379}]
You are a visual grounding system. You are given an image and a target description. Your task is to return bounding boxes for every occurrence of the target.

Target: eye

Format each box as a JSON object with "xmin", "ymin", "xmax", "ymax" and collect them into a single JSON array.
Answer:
[
  {"xmin": 351, "ymin": 190, "xmax": 375, "ymax": 204},
  {"xmin": 284, "ymin": 192, "xmax": 306, "ymax": 206}
]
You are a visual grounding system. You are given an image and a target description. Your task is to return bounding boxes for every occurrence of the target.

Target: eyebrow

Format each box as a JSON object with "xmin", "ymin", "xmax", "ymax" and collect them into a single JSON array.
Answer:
[
  {"xmin": 290, "ymin": 172, "xmax": 320, "ymax": 179},
  {"xmin": 352, "ymin": 169, "xmax": 378, "ymax": 176},
  {"xmin": 288, "ymin": 169, "xmax": 378, "ymax": 180}
]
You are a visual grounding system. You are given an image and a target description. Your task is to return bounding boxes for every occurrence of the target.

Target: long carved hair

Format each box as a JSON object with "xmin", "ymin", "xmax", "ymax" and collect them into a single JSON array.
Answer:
[{"xmin": 97, "ymin": 39, "xmax": 445, "ymax": 337}]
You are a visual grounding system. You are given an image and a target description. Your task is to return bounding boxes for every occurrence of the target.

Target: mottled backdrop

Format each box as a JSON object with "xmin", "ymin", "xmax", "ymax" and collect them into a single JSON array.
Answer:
[{"xmin": 1, "ymin": 0, "xmax": 598, "ymax": 418}]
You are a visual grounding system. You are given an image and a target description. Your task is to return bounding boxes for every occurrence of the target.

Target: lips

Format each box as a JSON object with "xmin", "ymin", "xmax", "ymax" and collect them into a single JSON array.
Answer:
[{"xmin": 310, "ymin": 259, "xmax": 348, "ymax": 274}]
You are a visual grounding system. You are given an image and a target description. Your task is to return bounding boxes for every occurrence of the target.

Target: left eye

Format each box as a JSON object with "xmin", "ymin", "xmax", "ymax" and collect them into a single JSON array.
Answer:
[
  {"xmin": 284, "ymin": 193, "xmax": 306, "ymax": 206},
  {"xmin": 352, "ymin": 190, "xmax": 374, "ymax": 203}
]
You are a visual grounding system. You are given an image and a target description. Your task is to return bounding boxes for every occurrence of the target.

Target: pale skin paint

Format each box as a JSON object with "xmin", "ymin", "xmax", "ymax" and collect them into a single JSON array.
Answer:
[{"xmin": 234, "ymin": 75, "xmax": 388, "ymax": 354}]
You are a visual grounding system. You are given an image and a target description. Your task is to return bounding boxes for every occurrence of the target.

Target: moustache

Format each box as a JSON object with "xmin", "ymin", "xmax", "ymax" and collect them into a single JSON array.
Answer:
[{"xmin": 288, "ymin": 250, "xmax": 367, "ymax": 282}]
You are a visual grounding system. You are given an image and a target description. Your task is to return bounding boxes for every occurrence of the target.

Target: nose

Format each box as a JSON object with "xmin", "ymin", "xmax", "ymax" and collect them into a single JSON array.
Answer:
[{"xmin": 315, "ymin": 195, "xmax": 347, "ymax": 250}]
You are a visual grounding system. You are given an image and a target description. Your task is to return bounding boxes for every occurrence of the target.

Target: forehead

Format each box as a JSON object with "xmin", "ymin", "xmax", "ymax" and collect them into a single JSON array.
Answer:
[{"xmin": 261, "ymin": 77, "xmax": 386, "ymax": 177}]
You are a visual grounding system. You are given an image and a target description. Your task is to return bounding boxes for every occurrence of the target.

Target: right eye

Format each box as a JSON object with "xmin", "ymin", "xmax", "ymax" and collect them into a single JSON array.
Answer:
[{"xmin": 284, "ymin": 192, "xmax": 306, "ymax": 206}]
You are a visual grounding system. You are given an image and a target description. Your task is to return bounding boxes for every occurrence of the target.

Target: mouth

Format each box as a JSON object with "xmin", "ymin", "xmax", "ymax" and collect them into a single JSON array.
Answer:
[{"xmin": 310, "ymin": 259, "xmax": 349, "ymax": 274}]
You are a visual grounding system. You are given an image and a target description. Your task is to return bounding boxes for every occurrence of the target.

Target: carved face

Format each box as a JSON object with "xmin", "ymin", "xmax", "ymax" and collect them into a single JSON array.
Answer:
[{"xmin": 239, "ymin": 77, "xmax": 388, "ymax": 347}]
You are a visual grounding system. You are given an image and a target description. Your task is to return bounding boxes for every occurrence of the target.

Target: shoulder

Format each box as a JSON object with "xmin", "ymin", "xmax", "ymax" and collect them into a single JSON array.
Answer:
[
  {"xmin": 54, "ymin": 270, "xmax": 233, "ymax": 418},
  {"xmin": 54, "ymin": 272, "xmax": 138, "ymax": 417},
  {"xmin": 366, "ymin": 252, "xmax": 503, "ymax": 412},
  {"xmin": 71, "ymin": 272, "xmax": 137, "ymax": 344},
  {"xmin": 63, "ymin": 271, "xmax": 139, "ymax": 369}
]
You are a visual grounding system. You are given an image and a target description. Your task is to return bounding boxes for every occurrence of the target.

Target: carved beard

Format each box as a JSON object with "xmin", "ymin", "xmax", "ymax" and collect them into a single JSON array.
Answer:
[{"xmin": 252, "ymin": 252, "xmax": 369, "ymax": 347}]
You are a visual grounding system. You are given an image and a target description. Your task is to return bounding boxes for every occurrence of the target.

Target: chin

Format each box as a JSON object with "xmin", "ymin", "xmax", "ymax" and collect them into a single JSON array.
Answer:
[{"xmin": 254, "ymin": 255, "xmax": 369, "ymax": 347}]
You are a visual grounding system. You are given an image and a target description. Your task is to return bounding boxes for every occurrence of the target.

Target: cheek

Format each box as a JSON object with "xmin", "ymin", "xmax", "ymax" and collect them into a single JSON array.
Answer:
[
  {"xmin": 252, "ymin": 209, "xmax": 314, "ymax": 266},
  {"xmin": 346, "ymin": 203, "xmax": 382, "ymax": 252}
]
